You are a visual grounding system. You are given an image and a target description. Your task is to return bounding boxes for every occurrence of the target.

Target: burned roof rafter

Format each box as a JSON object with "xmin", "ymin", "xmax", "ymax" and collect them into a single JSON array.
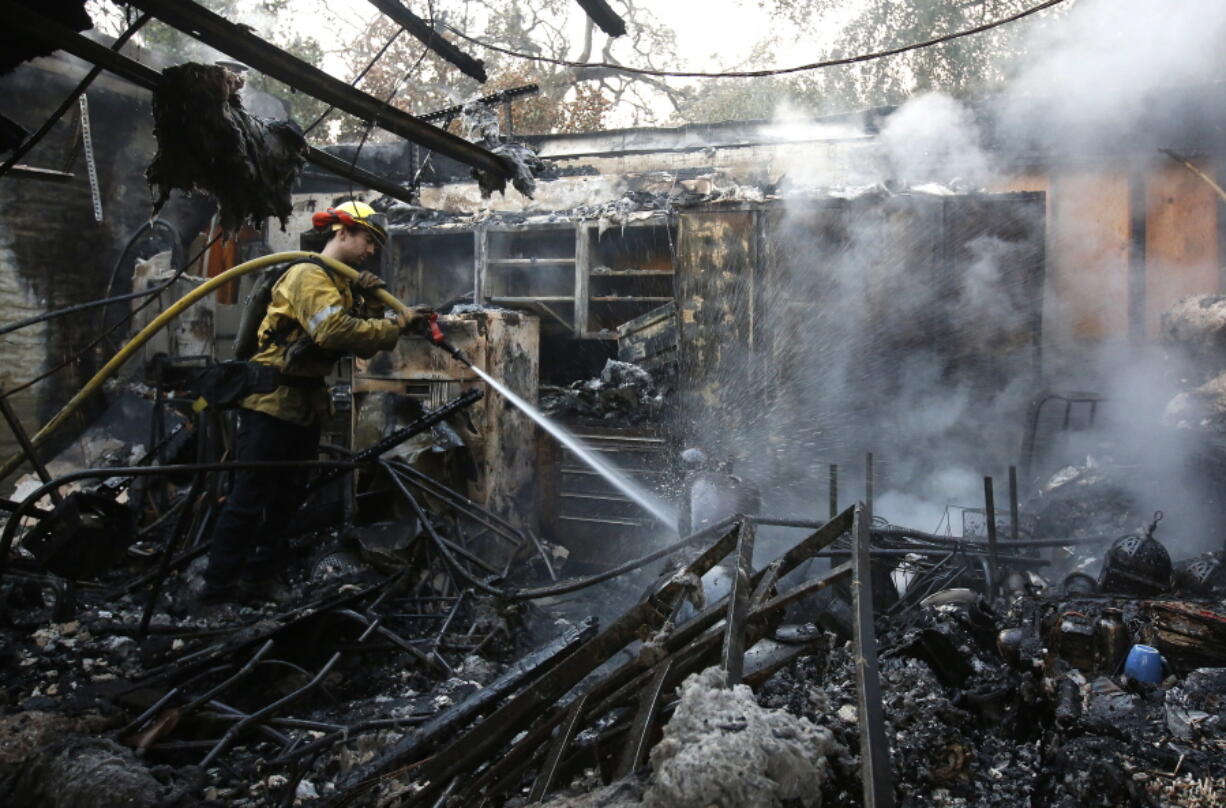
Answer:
[
  {"xmin": 366, "ymin": 0, "xmax": 488, "ymax": 83},
  {"xmin": 2, "ymin": 1, "xmax": 423, "ymax": 205},
  {"xmin": 121, "ymin": 0, "xmax": 512, "ymax": 179}
]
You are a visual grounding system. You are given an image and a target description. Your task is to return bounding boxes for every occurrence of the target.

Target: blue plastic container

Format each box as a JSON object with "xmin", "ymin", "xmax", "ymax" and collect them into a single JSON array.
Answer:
[{"xmin": 1124, "ymin": 644, "xmax": 1164, "ymax": 684}]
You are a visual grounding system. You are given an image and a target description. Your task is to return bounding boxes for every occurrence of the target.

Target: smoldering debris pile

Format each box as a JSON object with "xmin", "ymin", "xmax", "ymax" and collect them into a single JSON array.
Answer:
[
  {"xmin": 378, "ymin": 170, "xmax": 768, "ymax": 234},
  {"xmin": 1163, "ymin": 295, "xmax": 1226, "ymax": 433},
  {"xmin": 541, "ymin": 360, "xmax": 669, "ymax": 425},
  {"xmin": 4, "ymin": 453, "xmax": 1226, "ymax": 807},
  {"xmin": 4, "ymin": 389, "xmax": 1226, "ymax": 808},
  {"xmin": 146, "ymin": 63, "xmax": 307, "ymax": 233}
]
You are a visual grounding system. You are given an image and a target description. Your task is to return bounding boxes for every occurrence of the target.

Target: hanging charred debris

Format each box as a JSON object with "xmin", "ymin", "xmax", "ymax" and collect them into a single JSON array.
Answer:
[{"xmin": 147, "ymin": 63, "xmax": 307, "ymax": 233}]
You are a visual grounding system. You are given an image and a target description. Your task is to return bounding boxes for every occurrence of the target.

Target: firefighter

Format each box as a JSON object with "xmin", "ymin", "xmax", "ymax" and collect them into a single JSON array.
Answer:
[{"xmin": 202, "ymin": 200, "xmax": 427, "ymax": 604}]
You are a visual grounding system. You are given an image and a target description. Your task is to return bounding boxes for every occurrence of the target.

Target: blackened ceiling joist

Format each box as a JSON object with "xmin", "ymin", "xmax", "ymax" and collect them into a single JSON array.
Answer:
[
  {"xmin": 366, "ymin": 0, "xmax": 487, "ymax": 83},
  {"xmin": 2, "ymin": 0, "xmax": 422, "ymax": 205},
  {"xmin": 420, "ymin": 84, "xmax": 540, "ymax": 123},
  {"xmin": 0, "ymin": 0, "xmax": 91, "ymax": 74},
  {"xmin": 121, "ymin": 0, "xmax": 511, "ymax": 179},
  {"xmin": 575, "ymin": 0, "xmax": 626, "ymax": 37}
]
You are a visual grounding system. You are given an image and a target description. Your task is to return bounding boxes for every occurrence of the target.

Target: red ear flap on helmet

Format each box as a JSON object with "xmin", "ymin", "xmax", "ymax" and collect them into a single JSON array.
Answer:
[{"xmin": 311, "ymin": 208, "xmax": 358, "ymax": 230}]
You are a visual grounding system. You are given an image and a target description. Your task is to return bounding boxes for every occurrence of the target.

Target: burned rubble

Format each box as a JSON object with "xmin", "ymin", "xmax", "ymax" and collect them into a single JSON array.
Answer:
[
  {"xmin": 540, "ymin": 360, "xmax": 670, "ymax": 426},
  {"xmin": 6, "ymin": 416, "xmax": 1226, "ymax": 808},
  {"xmin": 7, "ymin": 0, "xmax": 1226, "ymax": 806}
]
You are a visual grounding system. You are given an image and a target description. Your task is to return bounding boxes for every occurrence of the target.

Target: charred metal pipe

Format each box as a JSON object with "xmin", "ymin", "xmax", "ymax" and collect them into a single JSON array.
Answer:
[
  {"xmin": 382, "ymin": 462, "xmax": 502, "ymax": 596},
  {"xmin": 180, "ymin": 640, "xmax": 276, "ymax": 717},
  {"xmin": 0, "ymin": 386, "xmax": 61, "ymax": 505},
  {"xmin": 388, "ymin": 459, "xmax": 525, "ymax": 547},
  {"xmin": 137, "ymin": 472, "xmax": 206, "ymax": 639},
  {"xmin": 508, "ymin": 515, "xmax": 742, "ymax": 601},
  {"xmin": 984, "ymin": 476, "xmax": 999, "ymax": 595},
  {"xmin": 309, "ymin": 389, "xmax": 483, "ymax": 491},
  {"xmin": 201, "ymin": 651, "xmax": 342, "ymax": 767},
  {"xmin": 334, "ymin": 609, "xmax": 447, "ymax": 675},
  {"xmin": 1009, "ymin": 465, "xmax": 1021, "ymax": 542}
]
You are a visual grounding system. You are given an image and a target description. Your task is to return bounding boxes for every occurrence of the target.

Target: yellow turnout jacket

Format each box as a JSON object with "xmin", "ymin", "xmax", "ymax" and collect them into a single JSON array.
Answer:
[{"xmin": 242, "ymin": 260, "xmax": 399, "ymax": 426}]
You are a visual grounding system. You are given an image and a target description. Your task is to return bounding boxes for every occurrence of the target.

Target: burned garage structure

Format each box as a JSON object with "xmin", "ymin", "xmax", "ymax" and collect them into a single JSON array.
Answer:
[{"xmin": 4, "ymin": 0, "xmax": 1226, "ymax": 806}]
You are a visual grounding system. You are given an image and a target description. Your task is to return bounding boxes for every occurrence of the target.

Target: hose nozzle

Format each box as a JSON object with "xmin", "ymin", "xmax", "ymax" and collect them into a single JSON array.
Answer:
[{"xmin": 426, "ymin": 313, "xmax": 472, "ymax": 366}]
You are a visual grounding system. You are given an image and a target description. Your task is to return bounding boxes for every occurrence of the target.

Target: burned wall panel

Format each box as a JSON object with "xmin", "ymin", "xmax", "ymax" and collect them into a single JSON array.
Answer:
[
  {"xmin": 677, "ymin": 195, "xmax": 1045, "ymax": 510},
  {"xmin": 1047, "ymin": 169, "xmax": 1131, "ymax": 345},
  {"xmin": 674, "ymin": 208, "xmax": 759, "ymax": 454},
  {"xmin": 1145, "ymin": 159, "xmax": 1221, "ymax": 336},
  {"xmin": 0, "ymin": 56, "xmax": 209, "ymax": 482}
]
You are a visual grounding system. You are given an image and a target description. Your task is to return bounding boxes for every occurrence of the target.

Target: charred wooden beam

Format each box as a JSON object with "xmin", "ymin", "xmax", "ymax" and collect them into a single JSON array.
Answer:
[
  {"xmin": 720, "ymin": 517, "xmax": 755, "ymax": 686},
  {"xmin": 852, "ymin": 503, "xmax": 894, "ymax": 808},
  {"xmin": 1, "ymin": 2, "xmax": 425, "ymax": 203},
  {"xmin": 121, "ymin": 0, "xmax": 511, "ymax": 177},
  {"xmin": 575, "ymin": 0, "xmax": 626, "ymax": 37},
  {"xmin": 394, "ymin": 520, "xmax": 748, "ymax": 806},
  {"xmin": 366, "ymin": 0, "xmax": 486, "ymax": 83},
  {"xmin": 300, "ymin": 147, "xmax": 417, "ymax": 204},
  {"xmin": 614, "ymin": 658, "xmax": 673, "ymax": 777}
]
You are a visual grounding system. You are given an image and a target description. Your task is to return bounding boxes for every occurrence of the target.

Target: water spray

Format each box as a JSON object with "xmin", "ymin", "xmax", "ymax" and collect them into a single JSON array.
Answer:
[{"xmin": 425, "ymin": 313, "xmax": 678, "ymax": 532}]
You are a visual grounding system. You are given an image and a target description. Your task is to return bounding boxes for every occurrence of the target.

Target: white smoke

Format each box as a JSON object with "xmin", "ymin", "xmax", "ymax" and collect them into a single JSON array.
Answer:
[
  {"xmin": 879, "ymin": 93, "xmax": 995, "ymax": 191},
  {"xmin": 680, "ymin": 0, "xmax": 1226, "ymax": 557}
]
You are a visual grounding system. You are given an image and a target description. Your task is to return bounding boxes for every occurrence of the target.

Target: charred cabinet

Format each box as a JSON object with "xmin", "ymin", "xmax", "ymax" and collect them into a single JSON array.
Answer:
[{"xmin": 352, "ymin": 310, "xmax": 540, "ymax": 532}]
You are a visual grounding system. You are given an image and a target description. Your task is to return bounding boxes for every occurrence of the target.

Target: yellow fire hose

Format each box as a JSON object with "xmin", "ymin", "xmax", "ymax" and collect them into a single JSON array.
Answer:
[{"xmin": 0, "ymin": 250, "xmax": 412, "ymax": 483}]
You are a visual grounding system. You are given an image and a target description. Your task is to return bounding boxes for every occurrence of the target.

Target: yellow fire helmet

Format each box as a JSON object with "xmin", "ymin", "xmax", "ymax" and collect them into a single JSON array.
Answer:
[{"xmin": 311, "ymin": 200, "xmax": 388, "ymax": 246}]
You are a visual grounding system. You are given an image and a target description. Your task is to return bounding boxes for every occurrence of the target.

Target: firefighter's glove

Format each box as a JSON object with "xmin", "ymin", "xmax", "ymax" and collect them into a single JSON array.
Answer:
[
  {"xmin": 394, "ymin": 306, "xmax": 434, "ymax": 333},
  {"xmin": 356, "ymin": 271, "xmax": 386, "ymax": 296}
]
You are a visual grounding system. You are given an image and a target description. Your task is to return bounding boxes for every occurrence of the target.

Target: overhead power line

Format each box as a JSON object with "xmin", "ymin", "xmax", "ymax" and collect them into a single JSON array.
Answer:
[{"xmin": 444, "ymin": 0, "xmax": 1069, "ymax": 80}]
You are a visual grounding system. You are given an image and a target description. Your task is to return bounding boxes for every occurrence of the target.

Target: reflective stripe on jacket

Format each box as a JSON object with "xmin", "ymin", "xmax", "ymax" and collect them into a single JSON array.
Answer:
[{"xmin": 241, "ymin": 260, "xmax": 400, "ymax": 426}]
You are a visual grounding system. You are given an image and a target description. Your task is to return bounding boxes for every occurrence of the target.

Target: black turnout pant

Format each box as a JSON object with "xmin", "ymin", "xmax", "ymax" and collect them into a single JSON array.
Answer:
[{"xmin": 205, "ymin": 408, "xmax": 320, "ymax": 589}]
